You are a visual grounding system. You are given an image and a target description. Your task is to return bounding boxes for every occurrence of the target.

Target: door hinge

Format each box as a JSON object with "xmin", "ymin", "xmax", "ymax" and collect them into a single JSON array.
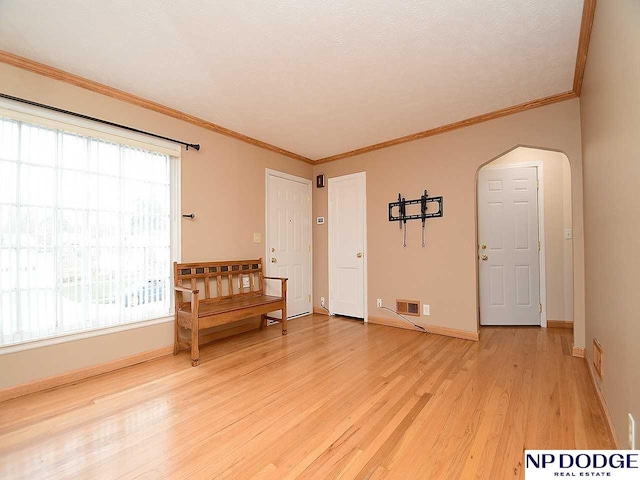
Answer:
[
  {"xmin": 537, "ymin": 179, "xmax": 540, "ymax": 189},
  {"xmin": 308, "ymin": 294, "xmax": 311, "ymax": 302},
  {"xmin": 539, "ymin": 303, "xmax": 542, "ymax": 313},
  {"xmin": 307, "ymin": 196, "xmax": 311, "ymax": 203},
  {"xmin": 538, "ymin": 241, "xmax": 541, "ymax": 251},
  {"xmin": 308, "ymin": 244, "xmax": 311, "ymax": 253}
]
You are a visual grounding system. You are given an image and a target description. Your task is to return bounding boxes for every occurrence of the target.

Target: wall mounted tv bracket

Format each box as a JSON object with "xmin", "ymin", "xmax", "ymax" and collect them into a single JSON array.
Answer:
[{"xmin": 388, "ymin": 190, "xmax": 444, "ymax": 247}]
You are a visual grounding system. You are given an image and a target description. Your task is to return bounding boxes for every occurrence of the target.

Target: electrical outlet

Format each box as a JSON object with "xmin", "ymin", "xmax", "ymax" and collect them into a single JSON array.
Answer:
[
  {"xmin": 253, "ymin": 233, "xmax": 261, "ymax": 243},
  {"xmin": 629, "ymin": 414, "xmax": 636, "ymax": 449},
  {"xmin": 239, "ymin": 275, "xmax": 250, "ymax": 289},
  {"xmin": 320, "ymin": 297, "xmax": 325, "ymax": 307},
  {"xmin": 377, "ymin": 298, "xmax": 382, "ymax": 308},
  {"xmin": 423, "ymin": 304, "xmax": 430, "ymax": 316}
]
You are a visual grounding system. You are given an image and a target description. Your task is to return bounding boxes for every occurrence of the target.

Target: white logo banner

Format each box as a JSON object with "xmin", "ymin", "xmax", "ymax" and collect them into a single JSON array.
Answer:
[{"xmin": 525, "ymin": 450, "xmax": 639, "ymax": 479}]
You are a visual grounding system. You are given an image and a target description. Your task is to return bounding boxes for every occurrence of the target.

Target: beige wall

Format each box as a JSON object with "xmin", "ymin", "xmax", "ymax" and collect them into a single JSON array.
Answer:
[
  {"xmin": 313, "ymin": 99, "xmax": 586, "ymax": 341},
  {"xmin": 580, "ymin": 0, "xmax": 640, "ymax": 446},
  {"xmin": 0, "ymin": 63, "xmax": 312, "ymax": 388},
  {"xmin": 488, "ymin": 147, "xmax": 573, "ymax": 322}
]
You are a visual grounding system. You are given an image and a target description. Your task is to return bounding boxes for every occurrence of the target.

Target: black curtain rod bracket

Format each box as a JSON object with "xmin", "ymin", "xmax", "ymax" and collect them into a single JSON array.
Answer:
[{"xmin": 0, "ymin": 93, "xmax": 200, "ymax": 152}]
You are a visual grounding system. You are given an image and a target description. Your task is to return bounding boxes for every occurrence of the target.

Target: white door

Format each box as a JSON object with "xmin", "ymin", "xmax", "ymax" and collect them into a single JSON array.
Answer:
[
  {"xmin": 478, "ymin": 166, "xmax": 540, "ymax": 325},
  {"xmin": 329, "ymin": 172, "xmax": 366, "ymax": 318},
  {"xmin": 266, "ymin": 171, "xmax": 312, "ymax": 319}
]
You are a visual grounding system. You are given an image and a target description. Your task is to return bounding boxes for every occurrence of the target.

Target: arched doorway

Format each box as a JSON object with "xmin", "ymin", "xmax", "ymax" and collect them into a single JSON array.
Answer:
[{"xmin": 476, "ymin": 147, "xmax": 573, "ymax": 328}]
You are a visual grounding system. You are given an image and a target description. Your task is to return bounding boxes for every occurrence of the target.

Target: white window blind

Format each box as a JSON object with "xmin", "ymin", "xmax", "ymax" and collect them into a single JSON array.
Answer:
[{"xmin": 0, "ymin": 111, "xmax": 178, "ymax": 346}]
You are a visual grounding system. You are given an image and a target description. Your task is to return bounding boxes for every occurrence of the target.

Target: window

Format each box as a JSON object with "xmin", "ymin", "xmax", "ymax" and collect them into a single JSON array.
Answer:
[{"xmin": 0, "ymin": 107, "xmax": 180, "ymax": 347}]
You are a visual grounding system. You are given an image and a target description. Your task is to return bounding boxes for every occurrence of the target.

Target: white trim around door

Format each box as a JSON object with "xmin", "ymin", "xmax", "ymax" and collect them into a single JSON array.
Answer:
[
  {"xmin": 265, "ymin": 169, "xmax": 313, "ymax": 319},
  {"xmin": 479, "ymin": 162, "xmax": 546, "ymax": 327},
  {"xmin": 328, "ymin": 172, "xmax": 368, "ymax": 321}
]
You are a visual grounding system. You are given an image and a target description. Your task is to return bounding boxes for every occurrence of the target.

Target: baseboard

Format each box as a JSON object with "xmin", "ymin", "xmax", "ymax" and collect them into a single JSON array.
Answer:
[
  {"xmin": 313, "ymin": 307, "xmax": 330, "ymax": 316},
  {"xmin": 571, "ymin": 346, "xmax": 585, "ymax": 358},
  {"xmin": 367, "ymin": 315, "xmax": 479, "ymax": 341},
  {"xmin": 0, "ymin": 345, "xmax": 173, "ymax": 403},
  {"xmin": 547, "ymin": 320, "xmax": 574, "ymax": 329},
  {"xmin": 584, "ymin": 351, "xmax": 621, "ymax": 448}
]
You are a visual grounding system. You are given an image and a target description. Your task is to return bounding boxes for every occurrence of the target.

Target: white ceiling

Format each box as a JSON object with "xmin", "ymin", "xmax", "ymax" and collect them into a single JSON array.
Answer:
[{"xmin": 0, "ymin": 0, "xmax": 584, "ymax": 160}]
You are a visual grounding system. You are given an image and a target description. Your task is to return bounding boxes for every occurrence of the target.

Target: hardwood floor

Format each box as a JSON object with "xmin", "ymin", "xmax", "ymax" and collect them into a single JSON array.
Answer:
[{"xmin": 0, "ymin": 315, "xmax": 615, "ymax": 479}]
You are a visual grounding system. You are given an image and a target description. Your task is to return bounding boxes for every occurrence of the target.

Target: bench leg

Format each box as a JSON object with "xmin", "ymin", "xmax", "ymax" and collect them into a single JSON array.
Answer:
[
  {"xmin": 173, "ymin": 312, "xmax": 180, "ymax": 355},
  {"xmin": 191, "ymin": 317, "xmax": 200, "ymax": 367},
  {"xmin": 260, "ymin": 314, "xmax": 267, "ymax": 329},
  {"xmin": 281, "ymin": 304, "xmax": 287, "ymax": 336}
]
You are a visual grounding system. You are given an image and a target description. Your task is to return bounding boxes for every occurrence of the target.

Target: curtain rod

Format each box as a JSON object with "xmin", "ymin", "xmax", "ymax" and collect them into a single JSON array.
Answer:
[{"xmin": 0, "ymin": 92, "xmax": 200, "ymax": 151}]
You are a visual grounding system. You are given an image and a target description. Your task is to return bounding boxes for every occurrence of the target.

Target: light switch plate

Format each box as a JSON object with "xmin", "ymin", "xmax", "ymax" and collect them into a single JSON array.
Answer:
[
  {"xmin": 423, "ymin": 304, "xmax": 430, "ymax": 316},
  {"xmin": 564, "ymin": 229, "xmax": 573, "ymax": 240},
  {"xmin": 253, "ymin": 233, "xmax": 262, "ymax": 243}
]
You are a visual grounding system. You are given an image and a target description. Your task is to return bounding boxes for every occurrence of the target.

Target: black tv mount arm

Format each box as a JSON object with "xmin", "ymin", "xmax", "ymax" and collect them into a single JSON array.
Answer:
[
  {"xmin": 388, "ymin": 189, "xmax": 443, "ymax": 247},
  {"xmin": 398, "ymin": 193, "xmax": 407, "ymax": 246},
  {"xmin": 420, "ymin": 190, "xmax": 428, "ymax": 247}
]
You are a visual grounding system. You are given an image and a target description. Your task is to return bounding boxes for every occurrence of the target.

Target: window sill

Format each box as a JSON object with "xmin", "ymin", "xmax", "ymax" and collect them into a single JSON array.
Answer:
[{"xmin": 0, "ymin": 315, "xmax": 174, "ymax": 356}]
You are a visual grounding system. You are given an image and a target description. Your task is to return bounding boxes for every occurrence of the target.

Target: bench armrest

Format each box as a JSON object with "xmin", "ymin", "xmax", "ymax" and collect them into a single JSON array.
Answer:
[
  {"xmin": 174, "ymin": 285, "xmax": 200, "ymax": 294},
  {"xmin": 263, "ymin": 277, "xmax": 288, "ymax": 299}
]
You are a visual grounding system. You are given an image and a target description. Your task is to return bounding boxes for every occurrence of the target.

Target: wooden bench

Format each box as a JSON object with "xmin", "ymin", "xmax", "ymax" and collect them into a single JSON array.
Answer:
[{"xmin": 173, "ymin": 259, "xmax": 287, "ymax": 366}]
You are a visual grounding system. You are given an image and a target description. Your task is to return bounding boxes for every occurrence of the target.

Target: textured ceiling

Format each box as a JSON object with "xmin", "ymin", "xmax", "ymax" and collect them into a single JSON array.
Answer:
[{"xmin": 0, "ymin": 0, "xmax": 584, "ymax": 160}]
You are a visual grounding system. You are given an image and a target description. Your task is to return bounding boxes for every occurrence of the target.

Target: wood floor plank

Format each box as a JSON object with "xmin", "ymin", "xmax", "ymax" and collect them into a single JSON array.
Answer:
[{"xmin": 0, "ymin": 315, "xmax": 616, "ymax": 480}]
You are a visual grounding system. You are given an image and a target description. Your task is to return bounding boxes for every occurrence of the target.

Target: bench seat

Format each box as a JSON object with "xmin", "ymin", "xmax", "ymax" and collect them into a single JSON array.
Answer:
[{"xmin": 177, "ymin": 295, "xmax": 284, "ymax": 330}]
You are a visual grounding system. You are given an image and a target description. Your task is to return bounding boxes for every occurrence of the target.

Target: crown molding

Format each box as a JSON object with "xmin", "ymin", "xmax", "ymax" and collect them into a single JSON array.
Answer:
[
  {"xmin": 573, "ymin": 0, "xmax": 596, "ymax": 96},
  {"xmin": 314, "ymin": 91, "xmax": 577, "ymax": 164},
  {"xmin": 0, "ymin": 50, "xmax": 314, "ymax": 164}
]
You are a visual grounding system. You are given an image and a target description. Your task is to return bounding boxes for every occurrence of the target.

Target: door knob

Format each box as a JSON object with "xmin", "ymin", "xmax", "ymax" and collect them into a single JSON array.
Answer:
[
  {"xmin": 481, "ymin": 254, "xmax": 488, "ymax": 261},
  {"xmin": 271, "ymin": 258, "xmax": 277, "ymax": 263},
  {"xmin": 356, "ymin": 252, "xmax": 363, "ymax": 258}
]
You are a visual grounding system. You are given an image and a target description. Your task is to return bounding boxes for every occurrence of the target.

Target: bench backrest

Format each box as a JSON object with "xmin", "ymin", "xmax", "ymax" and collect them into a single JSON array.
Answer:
[{"xmin": 174, "ymin": 259, "xmax": 264, "ymax": 305}]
